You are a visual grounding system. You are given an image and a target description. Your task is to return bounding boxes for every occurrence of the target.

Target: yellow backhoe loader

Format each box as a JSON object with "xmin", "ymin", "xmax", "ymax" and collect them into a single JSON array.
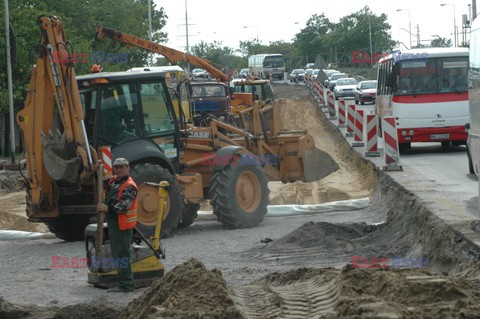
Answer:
[{"xmin": 17, "ymin": 16, "xmax": 339, "ymax": 241}]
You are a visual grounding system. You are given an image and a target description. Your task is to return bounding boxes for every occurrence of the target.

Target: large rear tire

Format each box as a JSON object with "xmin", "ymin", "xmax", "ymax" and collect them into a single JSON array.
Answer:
[
  {"xmin": 130, "ymin": 163, "xmax": 184, "ymax": 238},
  {"xmin": 46, "ymin": 214, "xmax": 92, "ymax": 242},
  {"xmin": 178, "ymin": 203, "xmax": 200, "ymax": 228},
  {"xmin": 210, "ymin": 160, "xmax": 269, "ymax": 228}
]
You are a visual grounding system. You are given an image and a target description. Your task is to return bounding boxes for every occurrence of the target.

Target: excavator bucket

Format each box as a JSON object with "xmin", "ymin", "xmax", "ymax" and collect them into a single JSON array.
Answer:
[
  {"xmin": 302, "ymin": 147, "xmax": 339, "ymax": 182},
  {"xmin": 42, "ymin": 130, "xmax": 82, "ymax": 184}
]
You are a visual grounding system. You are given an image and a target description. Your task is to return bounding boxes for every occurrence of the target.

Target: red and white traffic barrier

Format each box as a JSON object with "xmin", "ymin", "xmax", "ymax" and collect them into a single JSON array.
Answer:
[
  {"xmin": 318, "ymin": 84, "xmax": 324, "ymax": 104},
  {"xmin": 338, "ymin": 99, "xmax": 346, "ymax": 127},
  {"xmin": 327, "ymin": 92, "xmax": 336, "ymax": 119},
  {"xmin": 353, "ymin": 109, "xmax": 364, "ymax": 147},
  {"xmin": 381, "ymin": 116, "xmax": 403, "ymax": 171},
  {"xmin": 365, "ymin": 114, "xmax": 380, "ymax": 157},
  {"xmin": 100, "ymin": 146, "xmax": 113, "ymax": 177},
  {"xmin": 346, "ymin": 102, "xmax": 355, "ymax": 137}
]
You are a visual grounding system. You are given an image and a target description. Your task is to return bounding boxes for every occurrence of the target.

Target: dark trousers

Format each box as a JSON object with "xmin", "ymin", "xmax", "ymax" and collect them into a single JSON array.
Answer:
[{"xmin": 107, "ymin": 212, "xmax": 134, "ymax": 291}]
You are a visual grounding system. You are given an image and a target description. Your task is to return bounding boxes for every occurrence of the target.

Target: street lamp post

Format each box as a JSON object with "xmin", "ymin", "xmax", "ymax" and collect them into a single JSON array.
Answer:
[
  {"xmin": 243, "ymin": 25, "xmax": 258, "ymax": 42},
  {"xmin": 440, "ymin": 3, "xmax": 457, "ymax": 47},
  {"xmin": 396, "ymin": 9, "xmax": 412, "ymax": 49}
]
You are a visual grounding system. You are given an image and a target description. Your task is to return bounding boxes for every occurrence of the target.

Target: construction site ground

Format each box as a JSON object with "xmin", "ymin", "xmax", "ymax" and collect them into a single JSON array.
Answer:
[{"xmin": 1, "ymin": 83, "xmax": 480, "ymax": 318}]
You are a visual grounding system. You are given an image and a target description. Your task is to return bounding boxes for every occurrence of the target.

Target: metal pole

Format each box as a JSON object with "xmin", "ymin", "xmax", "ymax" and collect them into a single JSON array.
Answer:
[
  {"xmin": 408, "ymin": 10, "xmax": 412, "ymax": 49},
  {"xmin": 453, "ymin": 5, "xmax": 457, "ymax": 47},
  {"xmin": 473, "ymin": 0, "xmax": 477, "ymax": 20},
  {"xmin": 148, "ymin": 0, "xmax": 153, "ymax": 66},
  {"xmin": 185, "ymin": 0, "xmax": 190, "ymax": 74},
  {"xmin": 369, "ymin": 15, "xmax": 373, "ymax": 67},
  {"xmin": 4, "ymin": 0, "xmax": 15, "ymax": 163}
]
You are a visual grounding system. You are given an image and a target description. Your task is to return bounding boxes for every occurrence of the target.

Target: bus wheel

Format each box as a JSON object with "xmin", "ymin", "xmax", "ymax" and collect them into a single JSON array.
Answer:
[
  {"xmin": 441, "ymin": 141, "xmax": 451, "ymax": 149},
  {"xmin": 399, "ymin": 143, "xmax": 411, "ymax": 153}
]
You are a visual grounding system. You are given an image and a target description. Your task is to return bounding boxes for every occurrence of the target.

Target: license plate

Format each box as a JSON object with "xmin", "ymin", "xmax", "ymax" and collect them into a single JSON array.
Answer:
[{"xmin": 430, "ymin": 134, "xmax": 450, "ymax": 140}]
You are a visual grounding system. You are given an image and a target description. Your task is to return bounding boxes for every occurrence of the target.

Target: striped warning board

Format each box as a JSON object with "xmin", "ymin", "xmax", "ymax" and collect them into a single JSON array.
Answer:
[
  {"xmin": 318, "ymin": 84, "xmax": 324, "ymax": 104},
  {"xmin": 327, "ymin": 92, "xmax": 337, "ymax": 120},
  {"xmin": 100, "ymin": 146, "xmax": 113, "ymax": 177},
  {"xmin": 366, "ymin": 114, "xmax": 380, "ymax": 157},
  {"xmin": 338, "ymin": 99, "xmax": 346, "ymax": 127},
  {"xmin": 381, "ymin": 117, "xmax": 403, "ymax": 171},
  {"xmin": 346, "ymin": 102, "xmax": 355, "ymax": 137},
  {"xmin": 353, "ymin": 109, "xmax": 364, "ymax": 147}
]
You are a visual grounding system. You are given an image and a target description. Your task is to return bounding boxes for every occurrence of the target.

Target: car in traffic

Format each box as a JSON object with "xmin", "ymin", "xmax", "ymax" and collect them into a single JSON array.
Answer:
[
  {"xmin": 192, "ymin": 68, "xmax": 207, "ymax": 79},
  {"xmin": 354, "ymin": 80, "xmax": 377, "ymax": 105},
  {"xmin": 290, "ymin": 69, "xmax": 305, "ymax": 82},
  {"xmin": 322, "ymin": 70, "xmax": 339, "ymax": 86},
  {"xmin": 239, "ymin": 68, "xmax": 250, "ymax": 79},
  {"xmin": 333, "ymin": 78, "xmax": 358, "ymax": 100},
  {"xmin": 328, "ymin": 73, "xmax": 348, "ymax": 90}
]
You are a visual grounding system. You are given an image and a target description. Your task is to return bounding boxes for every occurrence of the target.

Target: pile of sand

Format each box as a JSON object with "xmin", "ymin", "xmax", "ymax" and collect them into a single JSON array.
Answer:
[
  {"xmin": 0, "ymin": 170, "xmax": 24, "ymax": 193},
  {"xmin": 0, "ymin": 298, "xmax": 120, "ymax": 319},
  {"xmin": 0, "ymin": 192, "xmax": 48, "ymax": 232},
  {"xmin": 231, "ymin": 265, "xmax": 480, "ymax": 318},
  {"xmin": 121, "ymin": 259, "xmax": 243, "ymax": 319}
]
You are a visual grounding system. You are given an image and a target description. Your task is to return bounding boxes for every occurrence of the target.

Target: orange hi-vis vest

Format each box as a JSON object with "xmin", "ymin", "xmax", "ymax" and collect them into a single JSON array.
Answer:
[{"xmin": 108, "ymin": 176, "xmax": 138, "ymax": 231}]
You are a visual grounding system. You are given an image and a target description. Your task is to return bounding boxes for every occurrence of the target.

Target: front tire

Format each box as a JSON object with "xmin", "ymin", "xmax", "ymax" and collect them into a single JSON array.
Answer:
[
  {"xmin": 210, "ymin": 159, "xmax": 269, "ymax": 228},
  {"xmin": 46, "ymin": 214, "xmax": 92, "ymax": 241},
  {"xmin": 130, "ymin": 163, "xmax": 184, "ymax": 238}
]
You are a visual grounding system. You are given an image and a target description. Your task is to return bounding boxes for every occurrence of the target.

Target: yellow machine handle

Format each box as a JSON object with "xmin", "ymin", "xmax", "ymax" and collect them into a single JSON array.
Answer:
[{"xmin": 153, "ymin": 181, "xmax": 170, "ymax": 250}]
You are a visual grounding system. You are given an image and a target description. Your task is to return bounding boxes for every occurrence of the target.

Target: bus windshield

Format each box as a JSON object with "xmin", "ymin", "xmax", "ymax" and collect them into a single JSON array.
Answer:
[
  {"xmin": 394, "ymin": 57, "xmax": 468, "ymax": 95},
  {"xmin": 264, "ymin": 56, "xmax": 284, "ymax": 68}
]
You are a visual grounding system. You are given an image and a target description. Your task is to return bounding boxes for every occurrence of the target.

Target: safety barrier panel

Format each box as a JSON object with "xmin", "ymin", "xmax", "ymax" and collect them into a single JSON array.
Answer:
[
  {"xmin": 381, "ymin": 116, "xmax": 403, "ymax": 171},
  {"xmin": 327, "ymin": 92, "xmax": 337, "ymax": 120},
  {"xmin": 353, "ymin": 109, "xmax": 364, "ymax": 147},
  {"xmin": 365, "ymin": 114, "xmax": 380, "ymax": 157},
  {"xmin": 338, "ymin": 99, "xmax": 346, "ymax": 127},
  {"xmin": 101, "ymin": 146, "xmax": 112, "ymax": 176},
  {"xmin": 346, "ymin": 103, "xmax": 355, "ymax": 137}
]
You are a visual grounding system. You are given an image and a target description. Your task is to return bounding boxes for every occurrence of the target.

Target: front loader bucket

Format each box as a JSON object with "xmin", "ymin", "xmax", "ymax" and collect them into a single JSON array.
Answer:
[
  {"xmin": 302, "ymin": 148, "xmax": 339, "ymax": 182},
  {"xmin": 42, "ymin": 130, "xmax": 81, "ymax": 183}
]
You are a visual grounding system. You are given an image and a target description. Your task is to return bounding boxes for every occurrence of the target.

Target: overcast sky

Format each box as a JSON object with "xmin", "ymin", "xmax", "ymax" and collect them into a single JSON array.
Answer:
[{"xmin": 157, "ymin": 0, "xmax": 473, "ymax": 53}]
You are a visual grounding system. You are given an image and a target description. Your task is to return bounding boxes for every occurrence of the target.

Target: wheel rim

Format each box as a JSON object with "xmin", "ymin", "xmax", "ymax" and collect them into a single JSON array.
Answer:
[
  {"xmin": 235, "ymin": 171, "xmax": 261, "ymax": 213},
  {"xmin": 136, "ymin": 184, "xmax": 171, "ymax": 226}
]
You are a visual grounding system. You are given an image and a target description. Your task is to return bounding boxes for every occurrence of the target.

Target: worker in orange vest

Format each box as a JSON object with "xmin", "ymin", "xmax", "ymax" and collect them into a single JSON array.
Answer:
[{"xmin": 97, "ymin": 157, "xmax": 138, "ymax": 293}]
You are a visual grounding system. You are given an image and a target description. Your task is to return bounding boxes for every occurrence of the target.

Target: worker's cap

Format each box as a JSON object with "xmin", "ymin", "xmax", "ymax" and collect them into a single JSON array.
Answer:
[{"xmin": 113, "ymin": 158, "xmax": 129, "ymax": 166}]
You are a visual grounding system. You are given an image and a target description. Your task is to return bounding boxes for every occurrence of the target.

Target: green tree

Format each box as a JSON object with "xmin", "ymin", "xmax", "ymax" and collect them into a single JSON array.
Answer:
[
  {"xmin": 430, "ymin": 37, "xmax": 452, "ymax": 48},
  {"xmin": 0, "ymin": 0, "xmax": 167, "ymax": 113}
]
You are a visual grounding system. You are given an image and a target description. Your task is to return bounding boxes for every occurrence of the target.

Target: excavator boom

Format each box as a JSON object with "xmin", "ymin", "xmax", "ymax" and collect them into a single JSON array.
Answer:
[
  {"xmin": 16, "ymin": 16, "xmax": 97, "ymax": 217},
  {"xmin": 95, "ymin": 26, "xmax": 231, "ymax": 83}
]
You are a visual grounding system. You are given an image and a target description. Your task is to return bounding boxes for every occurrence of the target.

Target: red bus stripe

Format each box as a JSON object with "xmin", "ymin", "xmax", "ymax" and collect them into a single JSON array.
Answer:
[{"xmin": 392, "ymin": 92, "xmax": 467, "ymax": 103}]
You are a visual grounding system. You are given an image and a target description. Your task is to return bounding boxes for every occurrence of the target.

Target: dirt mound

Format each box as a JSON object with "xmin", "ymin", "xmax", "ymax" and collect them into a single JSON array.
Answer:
[
  {"xmin": 251, "ymin": 215, "xmax": 421, "ymax": 266},
  {"xmin": 121, "ymin": 259, "xmax": 243, "ymax": 319},
  {"xmin": 231, "ymin": 266, "xmax": 480, "ymax": 319},
  {"xmin": 0, "ymin": 298, "xmax": 119, "ymax": 319},
  {"xmin": 0, "ymin": 192, "xmax": 48, "ymax": 232},
  {"xmin": 0, "ymin": 170, "xmax": 24, "ymax": 193}
]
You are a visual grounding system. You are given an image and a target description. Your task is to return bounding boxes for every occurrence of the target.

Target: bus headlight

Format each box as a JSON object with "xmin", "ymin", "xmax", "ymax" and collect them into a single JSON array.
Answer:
[
  {"xmin": 409, "ymin": 130, "xmax": 414, "ymax": 135},
  {"xmin": 402, "ymin": 130, "xmax": 407, "ymax": 136}
]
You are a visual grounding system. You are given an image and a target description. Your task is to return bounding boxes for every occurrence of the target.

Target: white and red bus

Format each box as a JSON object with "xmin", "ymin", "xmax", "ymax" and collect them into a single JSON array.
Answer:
[{"xmin": 376, "ymin": 48, "xmax": 469, "ymax": 149}]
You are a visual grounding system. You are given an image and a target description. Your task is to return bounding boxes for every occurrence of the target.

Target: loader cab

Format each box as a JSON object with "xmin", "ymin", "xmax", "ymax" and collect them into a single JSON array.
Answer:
[{"xmin": 77, "ymin": 71, "xmax": 182, "ymax": 170}]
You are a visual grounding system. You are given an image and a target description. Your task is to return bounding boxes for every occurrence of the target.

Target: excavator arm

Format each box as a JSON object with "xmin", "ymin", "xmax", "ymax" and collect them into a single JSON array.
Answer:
[
  {"xmin": 95, "ymin": 25, "xmax": 231, "ymax": 84},
  {"xmin": 16, "ymin": 16, "xmax": 97, "ymax": 217}
]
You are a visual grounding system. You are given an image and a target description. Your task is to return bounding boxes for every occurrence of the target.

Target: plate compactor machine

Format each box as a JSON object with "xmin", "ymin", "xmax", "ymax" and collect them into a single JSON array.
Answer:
[{"xmin": 85, "ymin": 180, "xmax": 169, "ymax": 288}]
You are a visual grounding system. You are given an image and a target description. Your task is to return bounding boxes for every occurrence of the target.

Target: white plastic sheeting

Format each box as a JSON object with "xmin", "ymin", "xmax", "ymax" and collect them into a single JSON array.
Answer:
[
  {"xmin": 266, "ymin": 197, "xmax": 370, "ymax": 217},
  {"xmin": 197, "ymin": 197, "xmax": 369, "ymax": 218},
  {"xmin": 0, "ymin": 230, "xmax": 56, "ymax": 240}
]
